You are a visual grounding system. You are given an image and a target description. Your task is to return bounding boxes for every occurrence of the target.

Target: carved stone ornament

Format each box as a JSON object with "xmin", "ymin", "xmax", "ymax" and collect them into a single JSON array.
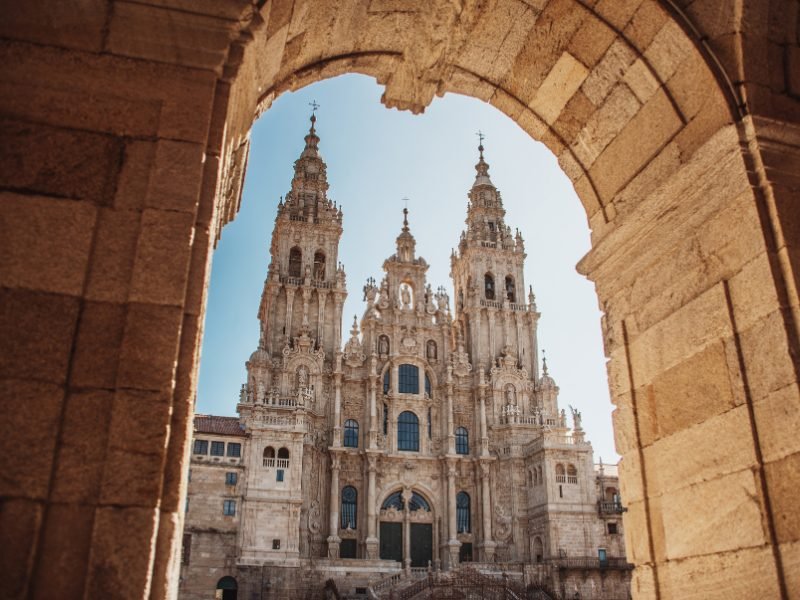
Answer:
[
  {"xmin": 308, "ymin": 499, "xmax": 321, "ymax": 534},
  {"xmin": 343, "ymin": 317, "xmax": 366, "ymax": 368},
  {"xmin": 381, "ymin": 506, "xmax": 402, "ymax": 522},
  {"xmin": 494, "ymin": 504, "xmax": 513, "ymax": 542}
]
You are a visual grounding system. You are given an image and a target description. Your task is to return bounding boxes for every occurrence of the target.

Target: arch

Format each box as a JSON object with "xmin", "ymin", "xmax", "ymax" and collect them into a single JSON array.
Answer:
[
  {"xmin": 263, "ymin": 446, "xmax": 275, "ymax": 459},
  {"xmin": 456, "ymin": 492, "xmax": 470, "ymax": 533},
  {"xmin": 504, "ymin": 275, "xmax": 515, "ymax": 303},
  {"xmin": 484, "ymin": 273, "xmax": 495, "ymax": 300},
  {"xmin": 10, "ymin": 2, "xmax": 799, "ymax": 598},
  {"xmin": 343, "ymin": 419, "xmax": 359, "ymax": 448},
  {"xmin": 397, "ymin": 411, "xmax": 419, "ymax": 451},
  {"xmin": 533, "ymin": 537, "xmax": 544, "ymax": 563},
  {"xmin": 313, "ymin": 250, "xmax": 326, "ymax": 280},
  {"xmin": 216, "ymin": 576, "xmax": 238, "ymax": 600},
  {"xmin": 455, "ymin": 427, "xmax": 469, "ymax": 455},
  {"xmin": 341, "ymin": 486, "xmax": 357, "ymax": 529},
  {"xmin": 277, "ymin": 447, "xmax": 289, "ymax": 460},
  {"xmin": 288, "ymin": 246, "xmax": 302, "ymax": 278}
]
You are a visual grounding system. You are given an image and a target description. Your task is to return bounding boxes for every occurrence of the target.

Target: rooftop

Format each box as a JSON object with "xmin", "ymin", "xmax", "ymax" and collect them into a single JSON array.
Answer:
[{"xmin": 194, "ymin": 414, "xmax": 246, "ymax": 437}]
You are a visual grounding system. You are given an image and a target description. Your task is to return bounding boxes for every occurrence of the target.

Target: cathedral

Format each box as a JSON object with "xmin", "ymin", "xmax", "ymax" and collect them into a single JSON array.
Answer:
[{"xmin": 179, "ymin": 114, "xmax": 631, "ymax": 600}]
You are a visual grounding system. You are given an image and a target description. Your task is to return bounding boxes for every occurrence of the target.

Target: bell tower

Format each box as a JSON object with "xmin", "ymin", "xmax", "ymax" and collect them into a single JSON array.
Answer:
[{"xmin": 450, "ymin": 141, "xmax": 540, "ymax": 378}]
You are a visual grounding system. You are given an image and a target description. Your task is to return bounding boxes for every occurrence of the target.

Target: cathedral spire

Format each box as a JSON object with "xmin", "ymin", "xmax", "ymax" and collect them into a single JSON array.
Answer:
[
  {"xmin": 394, "ymin": 205, "xmax": 417, "ymax": 262},
  {"xmin": 473, "ymin": 135, "xmax": 494, "ymax": 188}
]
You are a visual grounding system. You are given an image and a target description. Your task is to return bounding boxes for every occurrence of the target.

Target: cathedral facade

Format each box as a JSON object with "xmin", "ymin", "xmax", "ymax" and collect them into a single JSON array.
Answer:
[{"xmin": 179, "ymin": 116, "xmax": 631, "ymax": 600}]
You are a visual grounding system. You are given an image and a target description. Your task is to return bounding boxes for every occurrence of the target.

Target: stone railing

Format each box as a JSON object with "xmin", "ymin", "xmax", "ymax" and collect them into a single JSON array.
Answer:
[
  {"xmin": 262, "ymin": 457, "xmax": 291, "ymax": 468},
  {"xmin": 546, "ymin": 556, "xmax": 633, "ymax": 570},
  {"xmin": 480, "ymin": 299, "xmax": 503, "ymax": 309},
  {"xmin": 598, "ymin": 501, "xmax": 626, "ymax": 515}
]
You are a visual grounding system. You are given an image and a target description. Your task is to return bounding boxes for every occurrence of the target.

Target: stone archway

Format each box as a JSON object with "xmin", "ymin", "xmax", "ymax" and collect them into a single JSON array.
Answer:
[{"xmin": 1, "ymin": 2, "xmax": 798, "ymax": 599}]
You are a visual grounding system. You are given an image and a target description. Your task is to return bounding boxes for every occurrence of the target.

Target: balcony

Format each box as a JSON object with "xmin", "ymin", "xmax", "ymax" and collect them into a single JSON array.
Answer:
[
  {"xmin": 546, "ymin": 557, "xmax": 633, "ymax": 571},
  {"xmin": 598, "ymin": 501, "xmax": 626, "ymax": 515}
]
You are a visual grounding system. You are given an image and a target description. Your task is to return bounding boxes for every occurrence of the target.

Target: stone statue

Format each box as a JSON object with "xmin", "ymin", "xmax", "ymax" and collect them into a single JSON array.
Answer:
[
  {"xmin": 379, "ymin": 335, "xmax": 389, "ymax": 356},
  {"xmin": 427, "ymin": 340, "xmax": 437, "ymax": 360},
  {"xmin": 569, "ymin": 405, "xmax": 582, "ymax": 430},
  {"xmin": 401, "ymin": 284, "xmax": 412, "ymax": 308},
  {"xmin": 297, "ymin": 366, "xmax": 308, "ymax": 388},
  {"xmin": 560, "ymin": 408, "xmax": 567, "ymax": 428},
  {"xmin": 505, "ymin": 384, "xmax": 516, "ymax": 404}
]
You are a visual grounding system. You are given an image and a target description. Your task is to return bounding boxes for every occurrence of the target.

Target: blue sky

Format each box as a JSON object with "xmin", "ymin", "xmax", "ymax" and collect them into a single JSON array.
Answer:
[{"xmin": 196, "ymin": 74, "xmax": 619, "ymax": 462}]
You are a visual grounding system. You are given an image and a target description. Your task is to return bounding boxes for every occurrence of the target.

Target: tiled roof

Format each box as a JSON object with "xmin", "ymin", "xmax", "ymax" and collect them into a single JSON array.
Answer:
[{"xmin": 194, "ymin": 414, "xmax": 246, "ymax": 437}]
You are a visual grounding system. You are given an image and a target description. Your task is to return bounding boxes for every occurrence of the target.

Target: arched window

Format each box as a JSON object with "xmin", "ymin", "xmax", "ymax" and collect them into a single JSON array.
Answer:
[
  {"xmin": 505, "ymin": 275, "xmax": 515, "ymax": 302},
  {"xmin": 409, "ymin": 492, "xmax": 430, "ymax": 512},
  {"xmin": 397, "ymin": 411, "xmax": 419, "ymax": 451},
  {"xmin": 533, "ymin": 537, "xmax": 544, "ymax": 563},
  {"xmin": 278, "ymin": 447, "xmax": 289, "ymax": 459},
  {"xmin": 567, "ymin": 464, "xmax": 577, "ymax": 483},
  {"xmin": 555, "ymin": 463, "xmax": 565, "ymax": 482},
  {"xmin": 343, "ymin": 419, "xmax": 359, "ymax": 448},
  {"xmin": 341, "ymin": 486, "xmax": 357, "ymax": 529},
  {"xmin": 455, "ymin": 427, "xmax": 469, "ymax": 455},
  {"xmin": 288, "ymin": 247, "xmax": 302, "ymax": 278},
  {"xmin": 383, "ymin": 369, "xmax": 391, "ymax": 394},
  {"xmin": 262, "ymin": 446, "xmax": 275, "ymax": 467},
  {"xmin": 382, "ymin": 490, "xmax": 430, "ymax": 512},
  {"xmin": 398, "ymin": 364, "xmax": 419, "ymax": 394},
  {"xmin": 484, "ymin": 273, "xmax": 495, "ymax": 300},
  {"xmin": 456, "ymin": 492, "xmax": 471, "ymax": 533},
  {"xmin": 382, "ymin": 491, "xmax": 404, "ymax": 510},
  {"xmin": 313, "ymin": 250, "xmax": 325, "ymax": 280}
]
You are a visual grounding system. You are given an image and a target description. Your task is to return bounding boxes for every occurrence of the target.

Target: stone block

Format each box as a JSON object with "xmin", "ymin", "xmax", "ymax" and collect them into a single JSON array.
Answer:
[
  {"xmin": 100, "ymin": 448, "xmax": 166, "ymax": 507},
  {"xmin": 107, "ymin": 389, "xmax": 172, "ymax": 455},
  {"xmin": 765, "ymin": 451, "xmax": 800, "ymax": 543},
  {"xmin": 623, "ymin": 0, "xmax": 669, "ymax": 49},
  {"xmin": 581, "ymin": 39, "xmax": 637, "ymax": 106},
  {"xmin": 644, "ymin": 405, "xmax": 757, "ymax": 496},
  {"xmin": 117, "ymin": 302, "xmax": 184, "ymax": 391},
  {"xmin": 566, "ymin": 13, "xmax": 616, "ymax": 70},
  {"xmin": 85, "ymin": 506, "xmax": 160, "ymax": 599},
  {"xmin": 85, "ymin": 208, "xmax": 142, "ymax": 303},
  {"xmin": 739, "ymin": 310, "xmax": 797, "ymax": 403},
  {"xmin": 623, "ymin": 58, "xmax": 660, "ymax": 104},
  {"xmin": 70, "ymin": 302, "xmax": 127, "ymax": 389},
  {"xmin": 30, "ymin": 503, "xmax": 95, "ymax": 600},
  {"xmin": 628, "ymin": 283, "xmax": 732, "ymax": 388},
  {"xmin": 530, "ymin": 52, "xmax": 589, "ymax": 125},
  {"xmin": 660, "ymin": 469, "xmax": 766, "ymax": 560},
  {"xmin": 114, "ymin": 141, "xmax": 157, "ymax": 211},
  {"xmin": 658, "ymin": 545, "xmax": 781, "ymax": 600},
  {"xmin": 129, "ymin": 209, "xmax": 195, "ymax": 306},
  {"xmin": 622, "ymin": 499, "xmax": 654, "ymax": 564},
  {"xmin": 0, "ymin": 379, "xmax": 62, "ymax": 500},
  {"xmin": 0, "ymin": 498, "xmax": 43, "ymax": 600},
  {"xmin": 781, "ymin": 539, "xmax": 800, "ymax": 600},
  {"xmin": 146, "ymin": 140, "xmax": 205, "ymax": 214},
  {"xmin": 0, "ymin": 192, "xmax": 97, "ymax": 296},
  {"xmin": 589, "ymin": 89, "xmax": 682, "ymax": 202},
  {"xmin": 727, "ymin": 252, "xmax": 783, "ymax": 333},
  {"xmin": 0, "ymin": 288, "xmax": 79, "ymax": 384},
  {"xmin": 50, "ymin": 389, "xmax": 114, "ymax": 504},
  {"xmin": 645, "ymin": 341, "xmax": 739, "ymax": 444},
  {"xmin": 107, "ymin": 1, "xmax": 242, "ymax": 71},
  {"xmin": 0, "ymin": 118, "xmax": 123, "ymax": 206},
  {"xmin": 0, "ymin": 1, "xmax": 107, "ymax": 52},
  {"xmin": 594, "ymin": 0, "xmax": 644, "ymax": 30},
  {"xmin": 753, "ymin": 383, "xmax": 800, "ymax": 463},
  {"xmin": 550, "ymin": 90, "xmax": 596, "ymax": 146},
  {"xmin": 571, "ymin": 83, "xmax": 641, "ymax": 167},
  {"xmin": 617, "ymin": 449, "xmax": 644, "ymax": 503},
  {"xmin": 643, "ymin": 19, "xmax": 696, "ymax": 83}
]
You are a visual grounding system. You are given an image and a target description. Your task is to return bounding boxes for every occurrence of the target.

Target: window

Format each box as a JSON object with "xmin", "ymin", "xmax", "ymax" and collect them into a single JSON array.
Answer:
[
  {"xmin": 313, "ymin": 250, "xmax": 325, "ymax": 280},
  {"xmin": 181, "ymin": 533, "xmax": 191, "ymax": 565},
  {"xmin": 272, "ymin": 539, "xmax": 281, "ymax": 550},
  {"xmin": 398, "ymin": 364, "xmax": 419, "ymax": 394},
  {"xmin": 227, "ymin": 442, "xmax": 241, "ymax": 457},
  {"xmin": 210, "ymin": 441, "xmax": 224, "ymax": 456},
  {"xmin": 409, "ymin": 492, "xmax": 430, "ymax": 512},
  {"xmin": 505, "ymin": 275, "xmax": 515, "ymax": 302},
  {"xmin": 397, "ymin": 411, "xmax": 419, "ymax": 451},
  {"xmin": 383, "ymin": 403, "xmax": 388, "ymax": 435},
  {"xmin": 555, "ymin": 463, "xmax": 565, "ymax": 482},
  {"xmin": 484, "ymin": 273, "xmax": 495, "ymax": 300},
  {"xmin": 567, "ymin": 463, "xmax": 578, "ymax": 483},
  {"xmin": 193, "ymin": 439, "xmax": 208, "ymax": 455},
  {"xmin": 277, "ymin": 447, "xmax": 289, "ymax": 460},
  {"xmin": 383, "ymin": 370, "xmax": 390, "ymax": 394},
  {"xmin": 455, "ymin": 427, "xmax": 469, "ymax": 455},
  {"xmin": 341, "ymin": 486, "xmax": 357, "ymax": 529},
  {"xmin": 607, "ymin": 522, "xmax": 618, "ymax": 535},
  {"xmin": 225, "ymin": 472, "xmax": 237, "ymax": 486},
  {"xmin": 288, "ymin": 246, "xmax": 302, "ymax": 277},
  {"xmin": 223, "ymin": 500, "xmax": 236, "ymax": 516},
  {"xmin": 263, "ymin": 446, "xmax": 275, "ymax": 466},
  {"xmin": 456, "ymin": 492, "xmax": 471, "ymax": 533},
  {"xmin": 276, "ymin": 469, "xmax": 285, "ymax": 482},
  {"xmin": 343, "ymin": 419, "xmax": 359, "ymax": 448},
  {"xmin": 382, "ymin": 491, "xmax": 404, "ymax": 510}
]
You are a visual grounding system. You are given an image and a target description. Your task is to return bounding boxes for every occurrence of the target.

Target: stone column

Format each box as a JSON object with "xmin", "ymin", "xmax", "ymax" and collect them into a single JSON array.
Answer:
[
  {"xmin": 478, "ymin": 369, "xmax": 489, "ymax": 456},
  {"xmin": 365, "ymin": 453, "xmax": 379, "ymax": 558},
  {"xmin": 332, "ymin": 361, "xmax": 342, "ymax": 447},
  {"xmin": 446, "ymin": 367, "xmax": 455, "ymax": 454},
  {"xmin": 327, "ymin": 453, "xmax": 342, "ymax": 557},
  {"xmin": 487, "ymin": 311, "xmax": 496, "ymax": 359},
  {"xmin": 402, "ymin": 488, "xmax": 412, "ymax": 571},
  {"xmin": 445, "ymin": 460, "xmax": 460, "ymax": 568},
  {"xmin": 478, "ymin": 461, "xmax": 496, "ymax": 562},
  {"xmin": 368, "ymin": 356, "xmax": 378, "ymax": 448}
]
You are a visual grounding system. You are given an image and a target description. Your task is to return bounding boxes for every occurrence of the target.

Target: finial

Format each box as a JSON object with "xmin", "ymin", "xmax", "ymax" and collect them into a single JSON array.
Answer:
[
  {"xmin": 402, "ymin": 198, "xmax": 410, "ymax": 230},
  {"xmin": 542, "ymin": 349, "xmax": 548, "ymax": 375},
  {"xmin": 351, "ymin": 315, "xmax": 359, "ymax": 336},
  {"xmin": 476, "ymin": 130, "xmax": 485, "ymax": 158}
]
